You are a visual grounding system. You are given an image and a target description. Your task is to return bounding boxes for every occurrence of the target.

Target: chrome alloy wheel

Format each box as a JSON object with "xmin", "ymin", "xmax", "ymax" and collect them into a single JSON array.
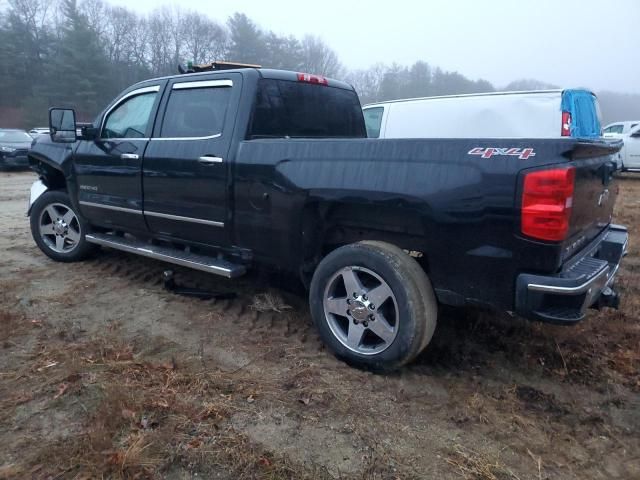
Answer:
[
  {"xmin": 323, "ymin": 266, "xmax": 399, "ymax": 355},
  {"xmin": 38, "ymin": 203, "xmax": 81, "ymax": 253}
]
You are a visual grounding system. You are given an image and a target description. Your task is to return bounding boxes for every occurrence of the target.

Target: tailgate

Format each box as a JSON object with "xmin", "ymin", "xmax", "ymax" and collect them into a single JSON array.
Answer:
[{"xmin": 563, "ymin": 141, "xmax": 621, "ymax": 260}]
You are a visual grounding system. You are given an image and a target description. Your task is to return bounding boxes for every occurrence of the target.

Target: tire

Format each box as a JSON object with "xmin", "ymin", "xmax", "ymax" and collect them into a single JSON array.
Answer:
[
  {"xmin": 309, "ymin": 241, "xmax": 438, "ymax": 371},
  {"xmin": 29, "ymin": 190, "xmax": 96, "ymax": 262}
]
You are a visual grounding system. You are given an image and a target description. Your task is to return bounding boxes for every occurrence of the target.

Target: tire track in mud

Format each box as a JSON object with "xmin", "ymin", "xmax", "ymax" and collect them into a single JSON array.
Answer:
[{"xmin": 70, "ymin": 248, "xmax": 320, "ymax": 351}]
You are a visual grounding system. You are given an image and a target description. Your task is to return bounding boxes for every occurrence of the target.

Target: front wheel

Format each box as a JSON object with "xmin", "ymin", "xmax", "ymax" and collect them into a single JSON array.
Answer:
[
  {"xmin": 29, "ymin": 190, "xmax": 96, "ymax": 262},
  {"xmin": 309, "ymin": 241, "xmax": 437, "ymax": 371}
]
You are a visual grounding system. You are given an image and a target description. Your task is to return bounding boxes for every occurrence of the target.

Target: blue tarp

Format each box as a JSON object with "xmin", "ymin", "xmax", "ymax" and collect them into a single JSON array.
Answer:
[{"xmin": 561, "ymin": 89, "xmax": 601, "ymax": 138}]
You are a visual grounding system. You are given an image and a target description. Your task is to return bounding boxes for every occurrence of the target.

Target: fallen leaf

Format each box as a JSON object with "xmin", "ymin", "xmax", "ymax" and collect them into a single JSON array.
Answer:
[
  {"xmin": 121, "ymin": 408, "xmax": 136, "ymax": 421},
  {"xmin": 258, "ymin": 456, "xmax": 272, "ymax": 467},
  {"xmin": 246, "ymin": 394, "xmax": 255, "ymax": 403},
  {"xmin": 186, "ymin": 438, "xmax": 202, "ymax": 449},
  {"xmin": 53, "ymin": 382, "xmax": 69, "ymax": 399}
]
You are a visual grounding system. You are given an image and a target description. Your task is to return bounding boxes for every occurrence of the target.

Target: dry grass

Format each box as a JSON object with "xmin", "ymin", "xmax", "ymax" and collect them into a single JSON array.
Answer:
[
  {"xmin": 446, "ymin": 445, "xmax": 521, "ymax": 480},
  {"xmin": 250, "ymin": 292, "xmax": 293, "ymax": 313},
  {"xmin": 0, "ymin": 309, "xmax": 28, "ymax": 344},
  {"xmin": 0, "ymin": 329, "xmax": 338, "ymax": 479}
]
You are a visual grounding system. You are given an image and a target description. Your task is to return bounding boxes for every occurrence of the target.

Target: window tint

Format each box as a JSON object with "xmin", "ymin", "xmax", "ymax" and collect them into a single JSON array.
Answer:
[
  {"xmin": 631, "ymin": 123, "xmax": 638, "ymax": 129},
  {"xmin": 363, "ymin": 107, "xmax": 384, "ymax": 138},
  {"xmin": 160, "ymin": 86, "xmax": 231, "ymax": 138},
  {"xmin": 103, "ymin": 92, "xmax": 157, "ymax": 139},
  {"xmin": 248, "ymin": 79, "xmax": 366, "ymax": 139}
]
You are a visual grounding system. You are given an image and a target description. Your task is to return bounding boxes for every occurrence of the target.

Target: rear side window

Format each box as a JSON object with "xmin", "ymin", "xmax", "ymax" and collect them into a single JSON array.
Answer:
[
  {"xmin": 248, "ymin": 79, "xmax": 366, "ymax": 139},
  {"xmin": 160, "ymin": 86, "xmax": 231, "ymax": 138},
  {"xmin": 604, "ymin": 125, "xmax": 624, "ymax": 134},
  {"xmin": 363, "ymin": 107, "xmax": 384, "ymax": 138}
]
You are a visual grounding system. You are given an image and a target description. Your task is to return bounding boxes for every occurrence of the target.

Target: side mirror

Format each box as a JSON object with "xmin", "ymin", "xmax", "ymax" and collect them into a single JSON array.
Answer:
[
  {"xmin": 49, "ymin": 108, "xmax": 77, "ymax": 143},
  {"xmin": 77, "ymin": 123, "xmax": 99, "ymax": 141}
]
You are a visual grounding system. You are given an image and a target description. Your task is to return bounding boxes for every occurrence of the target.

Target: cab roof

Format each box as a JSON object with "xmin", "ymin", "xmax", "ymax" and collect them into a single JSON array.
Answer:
[{"xmin": 132, "ymin": 68, "xmax": 355, "ymax": 92}]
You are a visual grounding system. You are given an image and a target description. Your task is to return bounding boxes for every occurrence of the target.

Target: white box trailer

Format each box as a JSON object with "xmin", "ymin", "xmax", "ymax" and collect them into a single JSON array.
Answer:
[{"xmin": 363, "ymin": 89, "xmax": 602, "ymax": 139}]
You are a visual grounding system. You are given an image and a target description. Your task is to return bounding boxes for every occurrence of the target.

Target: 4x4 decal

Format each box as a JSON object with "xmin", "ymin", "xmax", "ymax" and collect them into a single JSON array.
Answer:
[{"xmin": 468, "ymin": 147, "xmax": 536, "ymax": 160}]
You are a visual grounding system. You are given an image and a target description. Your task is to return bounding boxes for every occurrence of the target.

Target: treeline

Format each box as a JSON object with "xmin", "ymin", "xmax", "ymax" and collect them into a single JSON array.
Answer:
[
  {"xmin": 0, "ymin": 0, "xmax": 637, "ymax": 128},
  {"xmin": 0, "ymin": 0, "xmax": 499, "ymax": 126}
]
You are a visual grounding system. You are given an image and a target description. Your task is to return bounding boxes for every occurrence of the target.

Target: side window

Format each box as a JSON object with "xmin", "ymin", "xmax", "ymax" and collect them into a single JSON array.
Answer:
[
  {"xmin": 102, "ymin": 91, "xmax": 157, "ymax": 139},
  {"xmin": 160, "ymin": 84, "xmax": 232, "ymax": 138},
  {"xmin": 363, "ymin": 107, "xmax": 384, "ymax": 138},
  {"xmin": 605, "ymin": 125, "xmax": 624, "ymax": 134}
]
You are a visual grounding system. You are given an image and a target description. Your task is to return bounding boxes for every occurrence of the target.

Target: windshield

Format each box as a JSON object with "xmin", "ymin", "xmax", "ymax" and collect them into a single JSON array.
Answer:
[
  {"xmin": 0, "ymin": 130, "xmax": 32, "ymax": 142},
  {"xmin": 248, "ymin": 79, "xmax": 366, "ymax": 139}
]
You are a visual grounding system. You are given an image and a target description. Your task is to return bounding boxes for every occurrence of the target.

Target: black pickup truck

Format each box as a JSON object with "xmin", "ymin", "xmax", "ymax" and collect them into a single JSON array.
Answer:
[{"xmin": 27, "ymin": 67, "xmax": 628, "ymax": 370}]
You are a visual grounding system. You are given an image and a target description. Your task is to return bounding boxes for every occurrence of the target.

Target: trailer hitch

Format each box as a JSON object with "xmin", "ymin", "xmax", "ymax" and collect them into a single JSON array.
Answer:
[{"xmin": 591, "ymin": 286, "xmax": 620, "ymax": 310}]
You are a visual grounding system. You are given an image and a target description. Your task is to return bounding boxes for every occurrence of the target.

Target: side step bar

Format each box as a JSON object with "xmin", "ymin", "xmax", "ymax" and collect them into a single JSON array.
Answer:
[{"xmin": 85, "ymin": 233, "xmax": 246, "ymax": 279}]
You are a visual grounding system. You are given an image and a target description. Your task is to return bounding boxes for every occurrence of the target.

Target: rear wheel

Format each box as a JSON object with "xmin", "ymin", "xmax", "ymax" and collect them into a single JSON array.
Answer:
[
  {"xmin": 30, "ymin": 190, "xmax": 95, "ymax": 262},
  {"xmin": 309, "ymin": 241, "xmax": 437, "ymax": 370}
]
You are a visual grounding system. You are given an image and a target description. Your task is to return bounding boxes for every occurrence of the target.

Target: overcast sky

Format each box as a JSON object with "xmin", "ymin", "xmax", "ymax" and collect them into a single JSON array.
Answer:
[{"xmin": 107, "ymin": 0, "xmax": 640, "ymax": 93}]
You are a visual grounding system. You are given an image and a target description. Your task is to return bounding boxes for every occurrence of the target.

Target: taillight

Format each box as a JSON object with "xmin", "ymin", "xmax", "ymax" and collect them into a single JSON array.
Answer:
[
  {"xmin": 561, "ymin": 111, "xmax": 572, "ymax": 136},
  {"xmin": 297, "ymin": 73, "xmax": 328, "ymax": 85},
  {"xmin": 521, "ymin": 167, "xmax": 575, "ymax": 242}
]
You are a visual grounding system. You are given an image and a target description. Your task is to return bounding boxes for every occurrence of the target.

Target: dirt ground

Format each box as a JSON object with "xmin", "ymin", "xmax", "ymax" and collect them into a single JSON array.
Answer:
[{"xmin": 0, "ymin": 171, "xmax": 638, "ymax": 480}]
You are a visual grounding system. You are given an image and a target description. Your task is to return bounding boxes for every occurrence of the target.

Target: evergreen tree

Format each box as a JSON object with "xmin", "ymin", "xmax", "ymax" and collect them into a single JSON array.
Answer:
[
  {"xmin": 226, "ymin": 13, "xmax": 267, "ymax": 65},
  {"xmin": 40, "ymin": 0, "xmax": 110, "ymax": 120}
]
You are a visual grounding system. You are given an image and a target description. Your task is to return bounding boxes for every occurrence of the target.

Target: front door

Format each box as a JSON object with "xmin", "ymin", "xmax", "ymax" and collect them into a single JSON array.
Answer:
[
  {"xmin": 142, "ymin": 73, "xmax": 241, "ymax": 247},
  {"xmin": 75, "ymin": 84, "xmax": 164, "ymax": 231}
]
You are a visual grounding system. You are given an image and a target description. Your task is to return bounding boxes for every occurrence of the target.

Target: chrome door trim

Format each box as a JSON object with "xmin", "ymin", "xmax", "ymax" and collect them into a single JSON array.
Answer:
[
  {"xmin": 172, "ymin": 79, "xmax": 233, "ymax": 90},
  {"xmin": 99, "ymin": 85, "xmax": 161, "ymax": 140},
  {"xmin": 79, "ymin": 201, "xmax": 143, "ymax": 215},
  {"xmin": 144, "ymin": 210, "xmax": 224, "ymax": 227},
  {"xmin": 150, "ymin": 133, "xmax": 222, "ymax": 141}
]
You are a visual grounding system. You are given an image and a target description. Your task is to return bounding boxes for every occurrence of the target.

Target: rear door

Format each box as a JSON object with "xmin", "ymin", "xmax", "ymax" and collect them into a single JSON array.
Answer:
[
  {"xmin": 75, "ymin": 83, "xmax": 164, "ymax": 231},
  {"xmin": 142, "ymin": 73, "xmax": 242, "ymax": 247},
  {"xmin": 624, "ymin": 125, "xmax": 640, "ymax": 169}
]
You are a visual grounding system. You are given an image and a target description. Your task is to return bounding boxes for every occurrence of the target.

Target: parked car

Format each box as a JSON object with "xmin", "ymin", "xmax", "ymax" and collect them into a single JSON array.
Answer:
[
  {"xmin": 26, "ymin": 67, "xmax": 627, "ymax": 370},
  {"xmin": 602, "ymin": 121, "xmax": 639, "ymax": 136},
  {"xmin": 610, "ymin": 124, "xmax": 640, "ymax": 171},
  {"xmin": 29, "ymin": 127, "xmax": 50, "ymax": 137},
  {"xmin": 363, "ymin": 89, "xmax": 602, "ymax": 139},
  {"xmin": 0, "ymin": 128, "xmax": 33, "ymax": 170}
]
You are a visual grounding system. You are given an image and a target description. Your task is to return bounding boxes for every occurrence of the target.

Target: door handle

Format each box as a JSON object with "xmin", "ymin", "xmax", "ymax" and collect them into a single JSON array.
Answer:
[
  {"xmin": 198, "ymin": 155, "xmax": 223, "ymax": 164},
  {"xmin": 121, "ymin": 153, "xmax": 139, "ymax": 160}
]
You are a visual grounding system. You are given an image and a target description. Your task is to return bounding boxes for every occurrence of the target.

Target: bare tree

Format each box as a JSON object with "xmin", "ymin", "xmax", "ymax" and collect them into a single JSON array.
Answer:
[
  {"xmin": 299, "ymin": 35, "xmax": 341, "ymax": 77},
  {"xmin": 181, "ymin": 11, "xmax": 227, "ymax": 64}
]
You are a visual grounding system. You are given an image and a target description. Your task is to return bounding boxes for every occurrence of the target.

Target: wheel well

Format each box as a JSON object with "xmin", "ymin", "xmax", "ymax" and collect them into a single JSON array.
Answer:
[
  {"xmin": 300, "ymin": 201, "xmax": 430, "ymax": 281},
  {"xmin": 31, "ymin": 159, "xmax": 67, "ymax": 191}
]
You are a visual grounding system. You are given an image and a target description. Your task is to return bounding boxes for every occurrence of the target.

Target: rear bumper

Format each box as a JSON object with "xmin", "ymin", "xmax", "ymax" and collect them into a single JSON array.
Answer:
[{"xmin": 515, "ymin": 225, "xmax": 628, "ymax": 324}]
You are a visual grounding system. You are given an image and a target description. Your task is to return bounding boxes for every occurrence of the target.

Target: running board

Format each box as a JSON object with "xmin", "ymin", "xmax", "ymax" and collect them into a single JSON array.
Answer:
[{"xmin": 85, "ymin": 233, "xmax": 246, "ymax": 278}]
